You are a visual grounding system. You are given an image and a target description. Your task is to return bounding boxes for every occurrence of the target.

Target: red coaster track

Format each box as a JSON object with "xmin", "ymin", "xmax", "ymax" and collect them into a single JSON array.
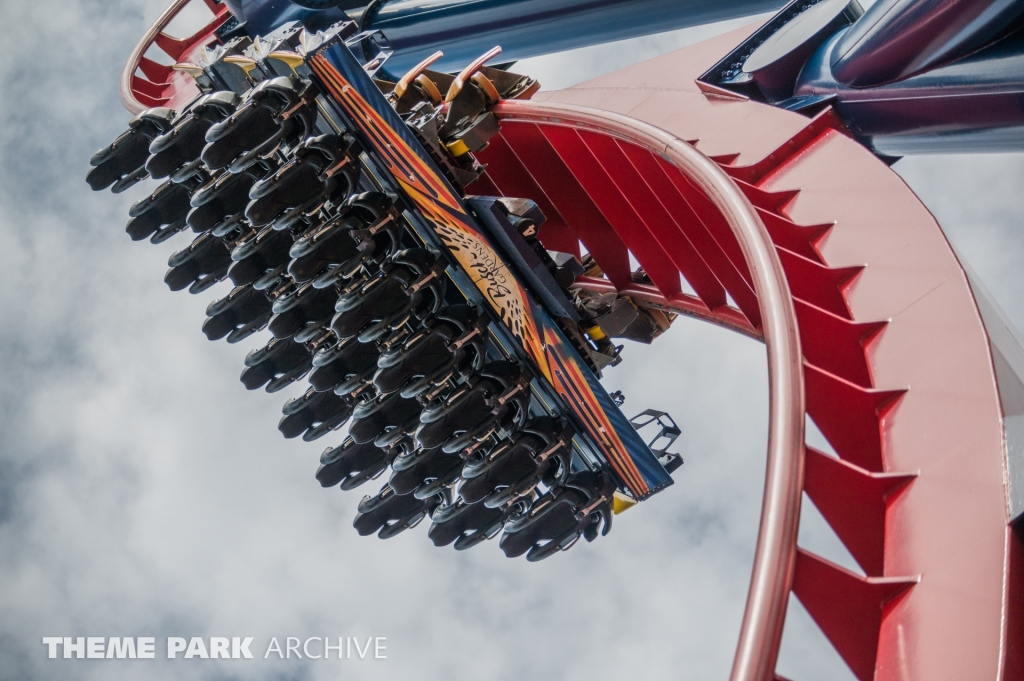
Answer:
[{"xmin": 471, "ymin": 27, "xmax": 1024, "ymax": 681}]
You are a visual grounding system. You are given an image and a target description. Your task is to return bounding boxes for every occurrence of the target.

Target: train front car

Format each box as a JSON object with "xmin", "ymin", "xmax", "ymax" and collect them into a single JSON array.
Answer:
[{"xmin": 86, "ymin": 10, "xmax": 682, "ymax": 562}]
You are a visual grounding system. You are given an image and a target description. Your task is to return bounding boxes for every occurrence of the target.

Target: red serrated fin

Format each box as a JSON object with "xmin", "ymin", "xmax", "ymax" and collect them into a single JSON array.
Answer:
[
  {"xmin": 777, "ymin": 246, "xmax": 861, "ymax": 319},
  {"xmin": 473, "ymin": 133, "xmax": 581, "ymax": 256},
  {"xmin": 154, "ymin": 32, "xmax": 190, "ymax": 61},
  {"xmin": 654, "ymin": 157, "xmax": 761, "ymax": 327},
  {"xmin": 138, "ymin": 57, "xmax": 172, "ymax": 84},
  {"xmin": 504, "ymin": 123, "xmax": 633, "ymax": 287},
  {"xmin": 573, "ymin": 130, "xmax": 684, "ymax": 296},
  {"xmin": 543, "ymin": 126, "xmax": 680, "ymax": 291},
  {"xmin": 792, "ymin": 549, "xmax": 918, "ymax": 681},
  {"xmin": 719, "ymin": 107, "xmax": 850, "ymax": 185},
  {"xmin": 757, "ymin": 209, "xmax": 832, "ymax": 264},
  {"xmin": 795, "ymin": 300, "xmax": 886, "ymax": 388},
  {"xmin": 804, "ymin": 447, "xmax": 917, "ymax": 576},
  {"xmin": 804, "ymin": 364, "xmax": 906, "ymax": 472},
  {"xmin": 709, "ymin": 152, "xmax": 741, "ymax": 165},
  {"xmin": 133, "ymin": 92, "xmax": 171, "ymax": 107},
  {"xmin": 616, "ymin": 142, "xmax": 729, "ymax": 308},
  {"xmin": 733, "ymin": 180, "xmax": 802, "ymax": 215},
  {"xmin": 131, "ymin": 76, "xmax": 169, "ymax": 100},
  {"xmin": 695, "ymin": 79, "xmax": 749, "ymax": 100},
  {"xmin": 130, "ymin": 78, "xmax": 171, "ymax": 105}
]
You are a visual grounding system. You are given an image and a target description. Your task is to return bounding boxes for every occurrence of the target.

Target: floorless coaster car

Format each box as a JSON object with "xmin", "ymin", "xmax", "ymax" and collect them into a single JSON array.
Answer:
[{"xmin": 87, "ymin": 18, "xmax": 684, "ymax": 562}]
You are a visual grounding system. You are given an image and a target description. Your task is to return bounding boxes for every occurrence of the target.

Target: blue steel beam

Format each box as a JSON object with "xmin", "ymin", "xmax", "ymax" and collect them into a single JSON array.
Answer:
[
  {"xmin": 795, "ymin": 28, "xmax": 1024, "ymax": 155},
  {"xmin": 362, "ymin": 0, "xmax": 784, "ymax": 74},
  {"xmin": 224, "ymin": 0, "xmax": 784, "ymax": 74},
  {"xmin": 830, "ymin": 0, "xmax": 1024, "ymax": 87}
]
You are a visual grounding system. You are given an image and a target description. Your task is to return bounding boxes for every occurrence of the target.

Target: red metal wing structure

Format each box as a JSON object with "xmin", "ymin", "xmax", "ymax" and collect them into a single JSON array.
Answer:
[{"xmin": 471, "ymin": 28, "xmax": 1023, "ymax": 680}]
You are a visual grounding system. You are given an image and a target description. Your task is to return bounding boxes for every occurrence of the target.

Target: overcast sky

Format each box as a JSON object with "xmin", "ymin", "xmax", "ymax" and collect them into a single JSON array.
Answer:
[{"xmin": 1, "ymin": 2, "xmax": 1023, "ymax": 680}]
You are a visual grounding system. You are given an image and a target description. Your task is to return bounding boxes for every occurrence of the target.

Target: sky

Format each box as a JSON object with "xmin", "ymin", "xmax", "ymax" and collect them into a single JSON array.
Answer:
[{"xmin": 2, "ymin": 1, "xmax": 1024, "ymax": 680}]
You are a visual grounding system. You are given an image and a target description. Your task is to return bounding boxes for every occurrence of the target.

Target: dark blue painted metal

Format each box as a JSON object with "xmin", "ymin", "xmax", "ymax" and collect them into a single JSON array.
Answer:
[
  {"xmin": 795, "ymin": 28, "xmax": 1024, "ymax": 155},
  {"xmin": 227, "ymin": 0, "xmax": 785, "ymax": 75},
  {"xmin": 362, "ymin": 0, "xmax": 785, "ymax": 74},
  {"xmin": 830, "ymin": 0, "xmax": 1024, "ymax": 87},
  {"xmin": 222, "ymin": 0, "xmax": 349, "ymax": 37}
]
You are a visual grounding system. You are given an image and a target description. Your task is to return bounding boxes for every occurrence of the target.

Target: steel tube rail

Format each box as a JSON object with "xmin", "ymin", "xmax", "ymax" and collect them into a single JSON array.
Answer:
[
  {"xmin": 367, "ymin": 0, "xmax": 785, "ymax": 74},
  {"xmin": 494, "ymin": 99, "xmax": 806, "ymax": 681}
]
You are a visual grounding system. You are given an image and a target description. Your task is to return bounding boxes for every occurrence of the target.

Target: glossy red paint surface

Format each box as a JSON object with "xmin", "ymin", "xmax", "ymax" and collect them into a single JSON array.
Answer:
[{"xmin": 475, "ymin": 22, "xmax": 1017, "ymax": 680}]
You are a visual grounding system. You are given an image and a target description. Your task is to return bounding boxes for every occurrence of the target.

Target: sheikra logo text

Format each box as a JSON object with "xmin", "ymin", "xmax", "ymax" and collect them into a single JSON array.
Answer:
[{"xmin": 42, "ymin": 637, "xmax": 387, "ymax": 660}]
